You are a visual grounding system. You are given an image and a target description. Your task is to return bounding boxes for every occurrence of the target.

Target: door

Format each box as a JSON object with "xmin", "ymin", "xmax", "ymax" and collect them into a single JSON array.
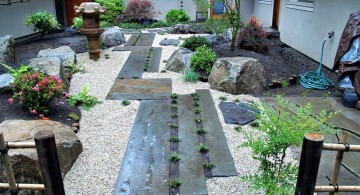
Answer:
[
  {"xmin": 210, "ymin": 0, "xmax": 226, "ymax": 19},
  {"xmin": 65, "ymin": 0, "xmax": 89, "ymax": 25},
  {"xmin": 272, "ymin": 0, "xmax": 280, "ymax": 30}
]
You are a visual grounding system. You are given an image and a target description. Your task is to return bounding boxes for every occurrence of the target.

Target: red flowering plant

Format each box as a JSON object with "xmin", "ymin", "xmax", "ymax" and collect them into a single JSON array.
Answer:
[
  {"xmin": 10, "ymin": 68, "xmax": 64, "ymax": 114},
  {"xmin": 236, "ymin": 16, "xmax": 269, "ymax": 53}
]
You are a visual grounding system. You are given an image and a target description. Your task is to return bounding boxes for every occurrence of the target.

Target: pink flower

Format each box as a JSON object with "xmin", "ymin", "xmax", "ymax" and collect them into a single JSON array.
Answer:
[
  {"xmin": 32, "ymin": 86, "xmax": 39, "ymax": 92},
  {"xmin": 64, "ymin": 92, "xmax": 70, "ymax": 98},
  {"xmin": 44, "ymin": 77, "xmax": 49, "ymax": 84},
  {"xmin": 30, "ymin": 110, "xmax": 37, "ymax": 115},
  {"xmin": 7, "ymin": 98, "xmax": 13, "ymax": 104},
  {"xmin": 19, "ymin": 91, "xmax": 22, "ymax": 96},
  {"xmin": 32, "ymin": 72, "xmax": 39, "ymax": 79}
]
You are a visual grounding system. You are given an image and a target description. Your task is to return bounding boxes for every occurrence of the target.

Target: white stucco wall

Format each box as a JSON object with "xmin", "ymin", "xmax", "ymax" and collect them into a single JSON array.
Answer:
[
  {"xmin": 240, "ymin": 0, "xmax": 254, "ymax": 23},
  {"xmin": 279, "ymin": 0, "xmax": 360, "ymax": 69},
  {"xmin": 0, "ymin": 0, "xmax": 56, "ymax": 39},
  {"xmin": 253, "ymin": 0, "xmax": 273, "ymax": 26}
]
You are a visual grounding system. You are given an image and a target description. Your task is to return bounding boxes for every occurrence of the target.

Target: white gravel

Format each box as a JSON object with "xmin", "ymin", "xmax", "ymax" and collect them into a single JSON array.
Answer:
[{"xmin": 64, "ymin": 33, "xmax": 291, "ymax": 195}]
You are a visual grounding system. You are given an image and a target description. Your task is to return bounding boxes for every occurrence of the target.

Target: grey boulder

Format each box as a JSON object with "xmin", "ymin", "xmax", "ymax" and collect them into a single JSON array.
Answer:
[
  {"xmin": 0, "ymin": 73, "xmax": 13, "ymax": 91},
  {"xmin": 169, "ymin": 24, "xmax": 190, "ymax": 34},
  {"xmin": 165, "ymin": 48, "xmax": 193, "ymax": 73},
  {"xmin": 37, "ymin": 46, "xmax": 76, "ymax": 67},
  {"xmin": 0, "ymin": 35, "xmax": 15, "ymax": 64},
  {"xmin": 28, "ymin": 57, "xmax": 69, "ymax": 87},
  {"xmin": 209, "ymin": 57, "xmax": 266, "ymax": 94},
  {"xmin": 100, "ymin": 27, "xmax": 126, "ymax": 48},
  {"xmin": 0, "ymin": 120, "xmax": 82, "ymax": 191},
  {"xmin": 159, "ymin": 38, "xmax": 180, "ymax": 46}
]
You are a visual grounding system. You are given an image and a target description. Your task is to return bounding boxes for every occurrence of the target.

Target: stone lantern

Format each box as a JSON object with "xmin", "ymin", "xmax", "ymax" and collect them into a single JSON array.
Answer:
[{"xmin": 74, "ymin": 2, "xmax": 106, "ymax": 60}]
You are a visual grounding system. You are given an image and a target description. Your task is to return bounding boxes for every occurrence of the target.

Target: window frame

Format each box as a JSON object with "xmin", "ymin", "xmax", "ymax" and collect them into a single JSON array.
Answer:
[
  {"xmin": 258, "ymin": 0, "xmax": 272, "ymax": 5},
  {"xmin": 286, "ymin": 0, "xmax": 314, "ymax": 12}
]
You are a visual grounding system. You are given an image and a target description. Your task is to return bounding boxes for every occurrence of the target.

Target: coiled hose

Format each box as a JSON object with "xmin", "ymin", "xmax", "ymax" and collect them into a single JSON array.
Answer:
[{"xmin": 299, "ymin": 32, "xmax": 335, "ymax": 90}]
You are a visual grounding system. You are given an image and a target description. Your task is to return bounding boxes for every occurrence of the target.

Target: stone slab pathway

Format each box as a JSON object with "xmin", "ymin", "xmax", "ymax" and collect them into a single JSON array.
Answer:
[
  {"xmin": 197, "ymin": 89, "xmax": 238, "ymax": 177},
  {"xmin": 113, "ymin": 100, "xmax": 171, "ymax": 195},
  {"xmin": 106, "ymin": 79, "xmax": 172, "ymax": 100}
]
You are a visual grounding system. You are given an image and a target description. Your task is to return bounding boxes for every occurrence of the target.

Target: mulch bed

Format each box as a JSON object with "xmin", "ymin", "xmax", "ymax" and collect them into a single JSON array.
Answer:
[{"xmin": 213, "ymin": 38, "xmax": 339, "ymax": 97}]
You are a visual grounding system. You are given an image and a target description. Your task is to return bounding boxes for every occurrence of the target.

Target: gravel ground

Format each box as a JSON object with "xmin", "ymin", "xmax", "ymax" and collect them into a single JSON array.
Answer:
[{"xmin": 64, "ymin": 33, "xmax": 296, "ymax": 194}]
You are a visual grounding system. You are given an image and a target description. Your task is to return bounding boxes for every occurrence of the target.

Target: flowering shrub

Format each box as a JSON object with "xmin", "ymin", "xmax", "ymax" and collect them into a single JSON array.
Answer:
[
  {"xmin": 236, "ymin": 16, "xmax": 269, "ymax": 53},
  {"xmin": 11, "ymin": 70, "xmax": 64, "ymax": 114},
  {"xmin": 120, "ymin": 0, "xmax": 157, "ymax": 23}
]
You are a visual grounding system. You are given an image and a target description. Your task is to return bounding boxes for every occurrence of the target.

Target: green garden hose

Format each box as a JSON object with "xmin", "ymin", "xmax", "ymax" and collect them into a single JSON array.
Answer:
[{"xmin": 299, "ymin": 32, "xmax": 335, "ymax": 90}]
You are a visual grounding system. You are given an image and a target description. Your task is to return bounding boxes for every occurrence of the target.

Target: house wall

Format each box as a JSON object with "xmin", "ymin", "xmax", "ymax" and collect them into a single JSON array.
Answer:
[
  {"xmin": 253, "ymin": 0, "xmax": 273, "ymax": 26},
  {"xmin": 278, "ymin": 0, "xmax": 360, "ymax": 69},
  {"xmin": 0, "ymin": 0, "xmax": 56, "ymax": 39},
  {"xmin": 240, "ymin": 0, "xmax": 254, "ymax": 23}
]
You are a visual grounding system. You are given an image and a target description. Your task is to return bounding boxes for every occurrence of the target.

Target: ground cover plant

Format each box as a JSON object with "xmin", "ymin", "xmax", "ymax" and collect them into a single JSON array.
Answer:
[
  {"xmin": 68, "ymin": 84, "xmax": 102, "ymax": 111},
  {"xmin": 181, "ymin": 36, "xmax": 210, "ymax": 52},
  {"xmin": 95, "ymin": 0, "xmax": 124, "ymax": 25},
  {"xmin": 190, "ymin": 45, "xmax": 216, "ymax": 74},
  {"xmin": 165, "ymin": 9, "xmax": 190, "ymax": 24},
  {"xmin": 183, "ymin": 69, "xmax": 199, "ymax": 82},
  {"xmin": 3, "ymin": 64, "xmax": 64, "ymax": 114},
  {"xmin": 240, "ymin": 96, "xmax": 338, "ymax": 194},
  {"xmin": 25, "ymin": 11, "xmax": 60, "ymax": 36},
  {"xmin": 236, "ymin": 16, "xmax": 268, "ymax": 53}
]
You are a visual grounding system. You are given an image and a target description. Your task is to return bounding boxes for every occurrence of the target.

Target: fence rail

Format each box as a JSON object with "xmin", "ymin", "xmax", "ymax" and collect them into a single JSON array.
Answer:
[
  {"xmin": 295, "ymin": 131, "xmax": 360, "ymax": 194},
  {"xmin": 0, "ymin": 130, "xmax": 65, "ymax": 195}
]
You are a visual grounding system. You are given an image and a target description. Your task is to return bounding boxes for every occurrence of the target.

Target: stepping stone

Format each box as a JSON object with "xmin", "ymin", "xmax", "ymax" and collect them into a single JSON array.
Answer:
[
  {"xmin": 219, "ymin": 101, "xmax": 260, "ymax": 125},
  {"xmin": 113, "ymin": 100, "xmax": 171, "ymax": 195},
  {"xmin": 124, "ymin": 34, "xmax": 139, "ymax": 46},
  {"xmin": 121, "ymin": 29, "xmax": 142, "ymax": 34},
  {"xmin": 137, "ymin": 33, "xmax": 156, "ymax": 46},
  {"xmin": 106, "ymin": 79, "xmax": 172, "ymax": 100},
  {"xmin": 148, "ymin": 47, "xmax": 162, "ymax": 72},
  {"xmin": 178, "ymin": 95, "xmax": 207, "ymax": 195},
  {"xmin": 197, "ymin": 89, "xmax": 238, "ymax": 177},
  {"xmin": 113, "ymin": 46, "xmax": 151, "ymax": 52}
]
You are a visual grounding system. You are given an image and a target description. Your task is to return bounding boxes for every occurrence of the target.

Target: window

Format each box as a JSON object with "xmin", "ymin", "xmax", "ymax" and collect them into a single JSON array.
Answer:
[
  {"xmin": 287, "ymin": 0, "xmax": 314, "ymax": 12},
  {"xmin": 258, "ymin": 0, "xmax": 272, "ymax": 5}
]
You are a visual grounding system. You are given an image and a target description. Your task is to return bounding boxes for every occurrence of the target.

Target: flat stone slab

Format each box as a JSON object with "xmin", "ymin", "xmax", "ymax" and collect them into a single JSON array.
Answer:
[
  {"xmin": 112, "ymin": 46, "xmax": 151, "ymax": 52},
  {"xmin": 178, "ymin": 95, "xmax": 208, "ymax": 195},
  {"xmin": 219, "ymin": 101, "xmax": 260, "ymax": 125},
  {"xmin": 136, "ymin": 33, "xmax": 156, "ymax": 46},
  {"xmin": 124, "ymin": 34, "xmax": 138, "ymax": 46},
  {"xmin": 106, "ymin": 79, "xmax": 172, "ymax": 100},
  {"xmin": 113, "ymin": 100, "xmax": 171, "ymax": 195},
  {"xmin": 148, "ymin": 47, "xmax": 162, "ymax": 72},
  {"xmin": 117, "ymin": 50, "xmax": 147, "ymax": 79},
  {"xmin": 197, "ymin": 89, "xmax": 238, "ymax": 177}
]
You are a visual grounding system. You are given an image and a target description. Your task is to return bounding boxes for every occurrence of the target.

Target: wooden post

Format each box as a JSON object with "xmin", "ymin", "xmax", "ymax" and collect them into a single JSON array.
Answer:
[
  {"xmin": 295, "ymin": 132, "xmax": 324, "ymax": 195},
  {"xmin": 34, "ymin": 130, "xmax": 65, "ymax": 195},
  {"xmin": 0, "ymin": 133, "xmax": 17, "ymax": 193},
  {"xmin": 329, "ymin": 131, "xmax": 348, "ymax": 195}
]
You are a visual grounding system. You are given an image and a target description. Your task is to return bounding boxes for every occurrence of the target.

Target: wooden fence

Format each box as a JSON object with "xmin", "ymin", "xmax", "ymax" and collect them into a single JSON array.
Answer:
[
  {"xmin": 0, "ymin": 130, "xmax": 65, "ymax": 195},
  {"xmin": 295, "ymin": 131, "xmax": 360, "ymax": 194}
]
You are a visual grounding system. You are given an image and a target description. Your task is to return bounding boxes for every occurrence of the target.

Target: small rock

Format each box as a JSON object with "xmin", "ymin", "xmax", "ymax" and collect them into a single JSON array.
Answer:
[
  {"xmin": 165, "ymin": 48, "xmax": 193, "ymax": 73},
  {"xmin": 72, "ymin": 127, "xmax": 79, "ymax": 133},
  {"xmin": 159, "ymin": 38, "xmax": 180, "ymax": 46},
  {"xmin": 0, "ymin": 35, "xmax": 15, "ymax": 64},
  {"xmin": 0, "ymin": 73, "xmax": 13, "ymax": 91},
  {"xmin": 72, "ymin": 123, "xmax": 80, "ymax": 128},
  {"xmin": 219, "ymin": 102, "xmax": 260, "ymax": 125}
]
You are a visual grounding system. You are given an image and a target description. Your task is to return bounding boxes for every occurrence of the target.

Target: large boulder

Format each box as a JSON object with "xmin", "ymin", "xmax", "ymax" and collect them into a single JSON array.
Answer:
[
  {"xmin": 165, "ymin": 48, "xmax": 193, "ymax": 73},
  {"xmin": 27, "ymin": 57, "xmax": 69, "ymax": 87},
  {"xmin": 0, "ymin": 120, "xmax": 82, "ymax": 192},
  {"xmin": 0, "ymin": 35, "xmax": 15, "ymax": 65},
  {"xmin": 209, "ymin": 57, "xmax": 266, "ymax": 94},
  {"xmin": 0, "ymin": 73, "xmax": 13, "ymax": 91},
  {"xmin": 37, "ymin": 46, "xmax": 76, "ymax": 67},
  {"xmin": 100, "ymin": 27, "xmax": 126, "ymax": 48}
]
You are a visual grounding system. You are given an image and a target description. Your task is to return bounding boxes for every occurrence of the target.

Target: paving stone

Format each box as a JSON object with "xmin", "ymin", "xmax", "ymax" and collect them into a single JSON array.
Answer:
[
  {"xmin": 136, "ymin": 33, "xmax": 156, "ymax": 46},
  {"xmin": 178, "ymin": 95, "xmax": 208, "ymax": 195},
  {"xmin": 219, "ymin": 101, "xmax": 259, "ymax": 125},
  {"xmin": 113, "ymin": 100, "xmax": 171, "ymax": 195},
  {"xmin": 148, "ymin": 47, "xmax": 162, "ymax": 72},
  {"xmin": 124, "ymin": 34, "xmax": 139, "ymax": 46},
  {"xmin": 197, "ymin": 89, "xmax": 238, "ymax": 177},
  {"xmin": 117, "ymin": 50, "xmax": 147, "ymax": 79},
  {"xmin": 106, "ymin": 79, "xmax": 172, "ymax": 100},
  {"xmin": 112, "ymin": 46, "xmax": 151, "ymax": 52}
]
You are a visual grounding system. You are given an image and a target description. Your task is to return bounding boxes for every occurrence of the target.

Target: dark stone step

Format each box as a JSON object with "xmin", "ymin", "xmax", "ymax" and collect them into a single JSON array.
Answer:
[
  {"xmin": 112, "ymin": 46, "xmax": 151, "ymax": 52},
  {"xmin": 117, "ymin": 50, "xmax": 147, "ymax": 79},
  {"xmin": 113, "ymin": 100, "xmax": 171, "ymax": 195},
  {"xmin": 137, "ymin": 33, "xmax": 156, "ymax": 46},
  {"xmin": 196, "ymin": 89, "xmax": 238, "ymax": 177},
  {"xmin": 106, "ymin": 79, "xmax": 172, "ymax": 100},
  {"xmin": 124, "ymin": 34, "xmax": 139, "ymax": 46},
  {"xmin": 148, "ymin": 47, "xmax": 162, "ymax": 72},
  {"xmin": 178, "ymin": 95, "xmax": 208, "ymax": 195}
]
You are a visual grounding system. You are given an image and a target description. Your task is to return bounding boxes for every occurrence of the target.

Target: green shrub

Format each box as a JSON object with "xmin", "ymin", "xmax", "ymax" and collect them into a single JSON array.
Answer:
[
  {"xmin": 118, "ymin": 22, "xmax": 144, "ymax": 29},
  {"xmin": 95, "ymin": 0, "xmax": 124, "ymax": 24},
  {"xmin": 165, "ymin": 9, "xmax": 190, "ymax": 24},
  {"xmin": 100, "ymin": 21, "xmax": 111, "ymax": 28},
  {"xmin": 68, "ymin": 84, "xmax": 102, "ymax": 111},
  {"xmin": 202, "ymin": 18, "xmax": 230, "ymax": 39},
  {"xmin": 190, "ymin": 45, "xmax": 216, "ymax": 74},
  {"xmin": 181, "ymin": 36, "xmax": 210, "ymax": 51},
  {"xmin": 147, "ymin": 20, "xmax": 171, "ymax": 28},
  {"xmin": 241, "ymin": 96, "xmax": 338, "ymax": 194},
  {"xmin": 25, "ymin": 11, "xmax": 60, "ymax": 35},
  {"xmin": 183, "ymin": 69, "xmax": 199, "ymax": 82},
  {"xmin": 71, "ymin": 17, "xmax": 83, "ymax": 30},
  {"xmin": 9, "ymin": 66, "xmax": 64, "ymax": 114}
]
